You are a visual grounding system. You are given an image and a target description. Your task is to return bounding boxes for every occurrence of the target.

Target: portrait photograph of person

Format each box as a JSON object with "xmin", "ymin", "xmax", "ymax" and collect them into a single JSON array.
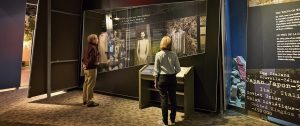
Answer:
[{"xmin": 137, "ymin": 31, "xmax": 151, "ymax": 65}]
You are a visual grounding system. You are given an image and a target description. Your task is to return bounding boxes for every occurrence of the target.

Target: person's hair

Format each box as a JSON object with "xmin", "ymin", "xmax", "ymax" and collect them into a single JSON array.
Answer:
[
  {"xmin": 160, "ymin": 36, "xmax": 172, "ymax": 51},
  {"xmin": 87, "ymin": 34, "xmax": 97, "ymax": 43},
  {"xmin": 140, "ymin": 31, "xmax": 147, "ymax": 39}
]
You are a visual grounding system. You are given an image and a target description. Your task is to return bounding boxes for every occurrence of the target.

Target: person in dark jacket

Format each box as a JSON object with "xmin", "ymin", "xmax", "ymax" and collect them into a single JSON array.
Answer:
[
  {"xmin": 153, "ymin": 36, "xmax": 181, "ymax": 126},
  {"xmin": 82, "ymin": 34, "xmax": 100, "ymax": 107}
]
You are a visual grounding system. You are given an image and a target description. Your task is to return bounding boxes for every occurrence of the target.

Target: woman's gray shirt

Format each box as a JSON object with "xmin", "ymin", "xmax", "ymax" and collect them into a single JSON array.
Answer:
[{"xmin": 153, "ymin": 50, "xmax": 181, "ymax": 76}]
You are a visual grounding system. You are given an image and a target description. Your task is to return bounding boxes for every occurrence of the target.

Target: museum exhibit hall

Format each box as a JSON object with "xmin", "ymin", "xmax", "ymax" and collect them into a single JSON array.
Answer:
[{"xmin": 0, "ymin": 0, "xmax": 299, "ymax": 125}]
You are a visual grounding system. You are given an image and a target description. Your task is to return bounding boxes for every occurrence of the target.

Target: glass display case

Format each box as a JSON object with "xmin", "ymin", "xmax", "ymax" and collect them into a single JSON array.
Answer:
[{"xmin": 82, "ymin": 0, "xmax": 207, "ymax": 73}]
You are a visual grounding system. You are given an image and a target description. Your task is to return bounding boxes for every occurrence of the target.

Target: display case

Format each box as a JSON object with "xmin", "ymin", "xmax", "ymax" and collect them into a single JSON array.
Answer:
[{"xmin": 139, "ymin": 65, "xmax": 194, "ymax": 117}]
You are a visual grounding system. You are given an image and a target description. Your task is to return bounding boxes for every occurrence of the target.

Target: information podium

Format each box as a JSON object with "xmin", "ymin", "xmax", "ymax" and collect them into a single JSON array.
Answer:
[{"xmin": 139, "ymin": 65, "xmax": 194, "ymax": 117}]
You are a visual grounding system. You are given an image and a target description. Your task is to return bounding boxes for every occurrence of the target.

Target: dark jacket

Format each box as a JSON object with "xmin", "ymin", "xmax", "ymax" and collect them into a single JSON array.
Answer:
[{"xmin": 82, "ymin": 42, "xmax": 100, "ymax": 69}]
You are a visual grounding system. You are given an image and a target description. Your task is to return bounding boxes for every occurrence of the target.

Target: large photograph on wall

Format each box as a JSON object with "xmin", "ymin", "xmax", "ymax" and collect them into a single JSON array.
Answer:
[
  {"xmin": 83, "ymin": 0, "xmax": 207, "ymax": 73},
  {"xmin": 247, "ymin": 1, "xmax": 300, "ymax": 124},
  {"xmin": 166, "ymin": 16, "xmax": 198, "ymax": 56}
]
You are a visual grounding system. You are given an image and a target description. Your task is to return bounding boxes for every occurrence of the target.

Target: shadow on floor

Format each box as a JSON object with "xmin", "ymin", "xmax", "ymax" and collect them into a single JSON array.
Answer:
[
  {"xmin": 175, "ymin": 114, "xmax": 230, "ymax": 126},
  {"xmin": 29, "ymin": 91, "xmax": 85, "ymax": 107}
]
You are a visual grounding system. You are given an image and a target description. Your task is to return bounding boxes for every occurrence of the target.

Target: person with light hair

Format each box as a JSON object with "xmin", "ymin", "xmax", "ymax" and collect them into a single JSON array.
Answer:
[
  {"xmin": 82, "ymin": 34, "xmax": 100, "ymax": 107},
  {"xmin": 153, "ymin": 36, "xmax": 181, "ymax": 126}
]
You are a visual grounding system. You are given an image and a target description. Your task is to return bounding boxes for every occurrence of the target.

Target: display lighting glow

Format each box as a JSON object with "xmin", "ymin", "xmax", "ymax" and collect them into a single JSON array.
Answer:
[
  {"xmin": 113, "ymin": 11, "xmax": 120, "ymax": 20},
  {"xmin": 114, "ymin": 16, "xmax": 120, "ymax": 20}
]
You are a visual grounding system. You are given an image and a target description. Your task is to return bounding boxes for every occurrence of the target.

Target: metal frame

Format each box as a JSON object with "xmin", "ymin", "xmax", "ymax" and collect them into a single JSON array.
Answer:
[
  {"xmin": 221, "ymin": 0, "xmax": 226, "ymax": 114},
  {"xmin": 80, "ymin": 11, "xmax": 86, "ymax": 76},
  {"xmin": 26, "ymin": 3, "xmax": 37, "ymax": 6},
  {"xmin": 51, "ymin": 10, "xmax": 81, "ymax": 17},
  {"xmin": 27, "ymin": 0, "xmax": 40, "ymax": 95},
  {"xmin": 51, "ymin": 60, "xmax": 79, "ymax": 64},
  {"xmin": 47, "ymin": 0, "xmax": 51, "ymax": 98}
]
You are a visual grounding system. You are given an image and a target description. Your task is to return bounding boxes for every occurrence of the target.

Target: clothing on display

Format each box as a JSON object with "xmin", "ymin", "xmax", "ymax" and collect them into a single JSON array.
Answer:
[
  {"xmin": 171, "ymin": 29, "xmax": 186, "ymax": 56},
  {"xmin": 99, "ymin": 32, "xmax": 108, "ymax": 64},
  {"xmin": 91, "ymin": 2, "xmax": 205, "ymax": 73},
  {"xmin": 104, "ymin": 30, "xmax": 128, "ymax": 71},
  {"xmin": 185, "ymin": 35, "xmax": 197, "ymax": 55},
  {"xmin": 229, "ymin": 56, "xmax": 246, "ymax": 108},
  {"xmin": 236, "ymin": 56, "xmax": 246, "ymax": 81}
]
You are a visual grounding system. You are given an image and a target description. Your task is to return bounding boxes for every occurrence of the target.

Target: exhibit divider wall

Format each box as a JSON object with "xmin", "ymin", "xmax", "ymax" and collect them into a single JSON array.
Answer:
[
  {"xmin": 83, "ymin": 0, "xmax": 222, "ymax": 112},
  {"xmin": 224, "ymin": 0, "xmax": 300, "ymax": 125},
  {"xmin": 29, "ymin": 0, "xmax": 84, "ymax": 98},
  {"xmin": 247, "ymin": 1, "xmax": 300, "ymax": 125},
  {"xmin": 0, "ymin": 0, "xmax": 26, "ymax": 89}
]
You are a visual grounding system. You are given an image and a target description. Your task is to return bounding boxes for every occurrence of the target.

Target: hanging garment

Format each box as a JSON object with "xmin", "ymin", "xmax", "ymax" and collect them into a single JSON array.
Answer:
[
  {"xmin": 171, "ymin": 29, "xmax": 186, "ymax": 56},
  {"xmin": 236, "ymin": 56, "xmax": 246, "ymax": 81},
  {"xmin": 99, "ymin": 32, "xmax": 108, "ymax": 64}
]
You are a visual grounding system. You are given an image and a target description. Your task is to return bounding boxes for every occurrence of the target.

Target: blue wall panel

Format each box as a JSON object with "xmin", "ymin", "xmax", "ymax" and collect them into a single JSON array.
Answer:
[
  {"xmin": 229, "ymin": 0, "xmax": 247, "ymax": 59},
  {"xmin": 0, "ymin": 0, "xmax": 26, "ymax": 89},
  {"xmin": 224, "ymin": 0, "xmax": 247, "ymax": 107}
]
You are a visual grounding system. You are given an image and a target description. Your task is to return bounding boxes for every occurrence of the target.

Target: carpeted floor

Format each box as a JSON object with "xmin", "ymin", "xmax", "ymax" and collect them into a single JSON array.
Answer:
[{"xmin": 0, "ymin": 88, "xmax": 276, "ymax": 126}]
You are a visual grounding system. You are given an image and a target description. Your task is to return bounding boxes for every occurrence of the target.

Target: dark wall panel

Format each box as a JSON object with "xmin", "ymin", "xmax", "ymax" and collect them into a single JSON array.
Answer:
[
  {"xmin": 27, "ymin": 0, "xmax": 38, "ymax": 4},
  {"xmin": 178, "ymin": 54, "xmax": 206, "ymax": 109},
  {"xmin": 0, "ymin": 0, "xmax": 26, "ymax": 89},
  {"xmin": 87, "ymin": 0, "xmax": 196, "ymax": 10},
  {"xmin": 95, "ymin": 55, "xmax": 206, "ymax": 98},
  {"xmin": 95, "ymin": 66, "xmax": 143, "ymax": 98},
  {"xmin": 50, "ymin": 0, "xmax": 84, "ymax": 92},
  {"xmin": 28, "ymin": 0, "xmax": 48, "ymax": 97},
  {"xmin": 29, "ymin": 0, "xmax": 84, "ymax": 97},
  {"xmin": 51, "ymin": 13, "xmax": 81, "ymax": 61},
  {"xmin": 202, "ymin": 0, "xmax": 221, "ymax": 111},
  {"xmin": 52, "ymin": 0, "xmax": 82, "ymax": 13},
  {"xmin": 82, "ymin": 11, "xmax": 106, "ymax": 51},
  {"xmin": 52, "ymin": 62, "xmax": 79, "ymax": 91}
]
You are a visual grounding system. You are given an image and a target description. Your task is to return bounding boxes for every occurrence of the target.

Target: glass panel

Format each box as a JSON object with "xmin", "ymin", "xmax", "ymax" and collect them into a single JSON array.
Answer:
[{"xmin": 83, "ymin": 0, "xmax": 207, "ymax": 73}]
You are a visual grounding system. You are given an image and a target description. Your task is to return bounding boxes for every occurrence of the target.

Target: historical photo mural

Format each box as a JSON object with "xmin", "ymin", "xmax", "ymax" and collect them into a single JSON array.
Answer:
[{"xmin": 83, "ymin": 0, "xmax": 207, "ymax": 73}]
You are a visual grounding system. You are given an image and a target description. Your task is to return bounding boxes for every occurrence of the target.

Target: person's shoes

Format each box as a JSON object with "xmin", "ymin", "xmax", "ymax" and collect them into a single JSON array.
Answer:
[
  {"xmin": 157, "ymin": 120, "xmax": 168, "ymax": 126},
  {"xmin": 86, "ymin": 101, "xmax": 99, "ymax": 107}
]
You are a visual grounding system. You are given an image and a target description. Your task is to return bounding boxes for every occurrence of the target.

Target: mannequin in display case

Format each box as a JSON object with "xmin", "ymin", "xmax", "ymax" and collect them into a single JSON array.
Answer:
[
  {"xmin": 137, "ymin": 31, "xmax": 150, "ymax": 65},
  {"xmin": 98, "ymin": 32, "xmax": 109, "ymax": 72},
  {"xmin": 108, "ymin": 32, "xmax": 117, "ymax": 71},
  {"xmin": 119, "ymin": 42, "xmax": 126, "ymax": 69},
  {"xmin": 108, "ymin": 30, "xmax": 125, "ymax": 71}
]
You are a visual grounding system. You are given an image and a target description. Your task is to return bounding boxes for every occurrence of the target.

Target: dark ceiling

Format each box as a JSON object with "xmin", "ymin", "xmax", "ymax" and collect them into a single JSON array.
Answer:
[{"xmin": 27, "ymin": 0, "xmax": 38, "ymax": 4}]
